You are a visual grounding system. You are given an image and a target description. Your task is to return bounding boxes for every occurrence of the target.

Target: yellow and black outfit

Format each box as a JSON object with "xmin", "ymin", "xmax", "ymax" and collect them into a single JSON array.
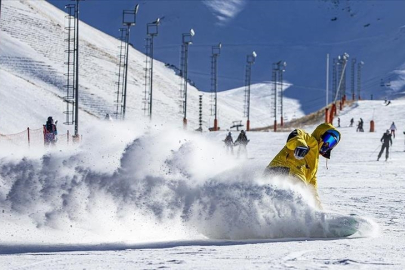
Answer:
[{"xmin": 264, "ymin": 123, "xmax": 341, "ymax": 208}]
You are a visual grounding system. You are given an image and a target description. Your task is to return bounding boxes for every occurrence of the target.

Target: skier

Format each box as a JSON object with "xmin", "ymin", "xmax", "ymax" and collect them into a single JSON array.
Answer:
[
  {"xmin": 377, "ymin": 130, "xmax": 393, "ymax": 161},
  {"xmin": 263, "ymin": 123, "xmax": 341, "ymax": 209},
  {"xmin": 105, "ymin": 113, "xmax": 113, "ymax": 121},
  {"xmin": 234, "ymin": 130, "xmax": 249, "ymax": 158},
  {"xmin": 223, "ymin": 132, "xmax": 234, "ymax": 155},
  {"xmin": 337, "ymin": 118, "xmax": 341, "ymax": 127},
  {"xmin": 43, "ymin": 116, "xmax": 58, "ymax": 145},
  {"xmin": 350, "ymin": 118, "xmax": 354, "ymax": 127},
  {"xmin": 357, "ymin": 118, "xmax": 364, "ymax": 132},
  {"xmin": 390, "ymin": 122, "xmax": 397, "ymax": 138}
]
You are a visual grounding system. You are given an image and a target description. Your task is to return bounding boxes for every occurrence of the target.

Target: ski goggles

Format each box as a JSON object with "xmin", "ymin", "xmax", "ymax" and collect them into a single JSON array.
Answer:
[{"xmin": 320, "ymin": 131, "xmax": 340, "ymax": 154}]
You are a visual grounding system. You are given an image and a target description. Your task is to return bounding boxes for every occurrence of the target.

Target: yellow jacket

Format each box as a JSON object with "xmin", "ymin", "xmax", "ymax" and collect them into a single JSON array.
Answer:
[{"xmin": 265, "ymin": 123, "xmax": 341, "ymax": 207}]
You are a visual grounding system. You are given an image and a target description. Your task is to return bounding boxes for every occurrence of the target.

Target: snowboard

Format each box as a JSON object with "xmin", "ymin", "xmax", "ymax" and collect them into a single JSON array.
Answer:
[{"xmin": 317, "ymin": 212, "xmax": 360, "ymax": 238}]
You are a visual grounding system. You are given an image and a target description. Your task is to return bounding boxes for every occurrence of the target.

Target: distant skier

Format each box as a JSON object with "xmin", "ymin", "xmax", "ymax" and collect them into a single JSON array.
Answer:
[
  {"xmin": 337, "ymin": 118, "xmax": 341, "ymax": 127},
  {"xmin": 357, "ymin": 118, "xmax": 364, "ymax": 132},
  {"xmin": 105, "ymin": 113, "xmax": 113, "ymax": 121},
  {"xmin": 263, "ymin": 123, "xmax": 341, "ymax": 209},
  {"xmin": 224, "ymin": 132, "xmax": 234, "ymax": 155},
  {"xmin": 234, "ymin": 130, "xmax": 249, "ymax": 158},
  {"xmin": 377, "ymin": 130, "xmax": 393, "ymax": 161},
  {"xmin": 390, "ymin": 122, "xmax": 397, "ymax": 138},
  {"xmin": 350, "ymin": 118, "xmax": 354, "ymax": 127},
  {"xmin": 43, "ymin": 116, "xmax": 58, "ymax": 145}
]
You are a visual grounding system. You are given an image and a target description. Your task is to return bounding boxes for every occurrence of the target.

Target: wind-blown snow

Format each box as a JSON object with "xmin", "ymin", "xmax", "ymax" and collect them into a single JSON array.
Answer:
[{"xmin": 1, "ymin": 119, "xmax": 373, "ymax": 247}]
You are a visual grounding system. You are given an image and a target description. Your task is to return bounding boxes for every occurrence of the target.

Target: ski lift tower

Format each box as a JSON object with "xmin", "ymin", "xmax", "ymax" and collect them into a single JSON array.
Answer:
[
  {"xmin": 336, "ymin": 53, "xmax": 349, "ymax": 101},
  {"xmin": 210, "ymin": 42, "xmax": 221, "ymax": 131},
  {"xmin": 277, "ymin": 61, "xmax": 287, "ymax": 126},
  {"xmin": 334, "ymin": 53, "xmax": 349, "ymax": 103},
  {"xmin": 63, "ymin": 4, "xmax": 76, "ymax": 128},
  {"xmin": 63, "ymin": 0, "xmax": 83, "ymax": 139},
  {"xmin": 243, "ymin": 51, "xmax": 257, "ymax": 131},
  {"xmin": 179, "ymin": 29, "xmax": 195, "ymax": 129},
  {"xmin": 121, "ymin": 4, "xmax": 139, "ymax": 120},
  {"xmin": 114, "ymin": 28, "xmax": 128, "ymax": 120},
  {"xmin": 332, "ymin": 58, "xmax": 338, "ymax": 102},
  {"xmin": 357, "ymin": 61, "xmax": 364, "ymax": 100},
  {"xmin": 73, "ymin": 0, "xmax": 83, "ymax": 138},
  {"xmin": 144, "ymin": 18, "xmax": 160, "ymax": 120},
  {"xmin": 351, "ymin": 58, "xmax": 357, "ymax": 100}
]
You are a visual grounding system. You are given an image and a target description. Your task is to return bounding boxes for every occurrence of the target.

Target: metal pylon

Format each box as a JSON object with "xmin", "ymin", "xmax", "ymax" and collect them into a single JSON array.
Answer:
[{"xmin": 63, "ymin": 4, "xmax": 76, "ymax": 125}]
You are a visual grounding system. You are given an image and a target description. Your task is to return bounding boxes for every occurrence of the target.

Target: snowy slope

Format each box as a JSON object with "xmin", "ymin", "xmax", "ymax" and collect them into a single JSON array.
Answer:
[
  {"xmin": 0, "ymin": 100, "xmax": 405, "ymax": 269},
  {"xmin": 0, "ymin": 0, "xmax": 304, "ymax": 134}
]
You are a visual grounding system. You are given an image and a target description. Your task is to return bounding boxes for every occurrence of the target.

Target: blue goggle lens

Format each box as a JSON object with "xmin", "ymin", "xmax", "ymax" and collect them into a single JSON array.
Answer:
[{"xmin": 320, "ymin": 132, "xmax": 339, "ymax": 153}]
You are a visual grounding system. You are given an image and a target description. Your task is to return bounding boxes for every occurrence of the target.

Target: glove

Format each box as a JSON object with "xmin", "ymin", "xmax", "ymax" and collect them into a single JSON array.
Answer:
[{"xmin": 294, "ymin": 146, "xmax": 309, "ymax": 160}]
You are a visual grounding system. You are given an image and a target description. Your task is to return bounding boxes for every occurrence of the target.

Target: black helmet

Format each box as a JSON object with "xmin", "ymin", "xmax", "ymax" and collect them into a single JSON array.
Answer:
[{"xmin": 48, "ymin": 116, "xmax": 53, "ymax": 121}]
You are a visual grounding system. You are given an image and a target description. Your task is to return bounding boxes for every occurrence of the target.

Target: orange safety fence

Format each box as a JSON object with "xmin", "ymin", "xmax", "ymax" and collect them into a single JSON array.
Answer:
[
  {"xmin": 0, "ymin": 129, "xmax": 30, "ymax": 147},
  {"xmin": 0, "ymin": 127, "xmax": 73, "ymax": 148}
]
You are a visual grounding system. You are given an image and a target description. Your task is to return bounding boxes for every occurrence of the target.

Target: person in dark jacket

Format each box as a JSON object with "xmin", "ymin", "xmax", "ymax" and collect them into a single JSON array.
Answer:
[
  {"xmin": 234, "ymin": 130, "xmax": 249, "ymax": 158},
  {"xmin": 224, "ymin": 132, "xmax": 234, "ymax": 155},
  {"xmin": 377, "ymin": 130, "xmax": 393, "ymax": 161}
]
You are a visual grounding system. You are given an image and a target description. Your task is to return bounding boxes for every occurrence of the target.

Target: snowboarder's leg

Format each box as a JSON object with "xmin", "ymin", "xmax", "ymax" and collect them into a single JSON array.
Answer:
[{"xmin": 386, "ymin": 146, "xmax": 390, "ymax": 160}]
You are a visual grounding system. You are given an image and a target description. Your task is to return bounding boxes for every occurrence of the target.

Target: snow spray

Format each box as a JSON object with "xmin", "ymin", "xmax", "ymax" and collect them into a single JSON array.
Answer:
[{"xmin": 0, "ymin": 120, "xmax": 377, "ymax": 246}]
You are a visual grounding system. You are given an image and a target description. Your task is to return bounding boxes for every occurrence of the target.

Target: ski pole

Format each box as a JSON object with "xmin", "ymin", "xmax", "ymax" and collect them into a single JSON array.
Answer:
[{"xmin": 369, "ymin": 143, "xmax": 381, "ymax": 157}]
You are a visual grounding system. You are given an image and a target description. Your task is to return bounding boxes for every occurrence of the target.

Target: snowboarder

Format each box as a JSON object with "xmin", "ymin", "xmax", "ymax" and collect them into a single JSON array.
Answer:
[
  {"xmin": 43, "ymin": 116, "xmax": 58, "ymax": 145},
  {"xmin": 224, "ymin": 132, "xmax": 234, "ymax": 155},
  {"xmin": 263, "ymin": 123, "xmax": 341, "ymax": 209},
  {"xmin": 377, "ymin": 130, "xmax": 393, "ymax": 161},
  {"xmin": 390, "ymin": 122, "xmax": 397, "ymax": 138},
  {"xmin": 350, "ymin": 118, "xmax": 354, "ymax": 127},
  {"xmin": 234, "ymin": 130, "xmax": 249, "ymax": 158}
]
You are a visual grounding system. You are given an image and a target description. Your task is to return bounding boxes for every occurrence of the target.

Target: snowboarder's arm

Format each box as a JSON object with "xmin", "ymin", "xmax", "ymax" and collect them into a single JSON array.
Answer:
[{"xmin": 286, "ymin": 129, "xmax": 308, "ymax": 151}]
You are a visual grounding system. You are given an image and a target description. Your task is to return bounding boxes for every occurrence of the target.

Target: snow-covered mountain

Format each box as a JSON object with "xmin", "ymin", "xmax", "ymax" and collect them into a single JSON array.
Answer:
[
  {"xmin": 0, "ymin": 0, "xmax": 304, "ymax": 134},
  {"xmin": 45, "ymin": 0, "xmax": 405, "ymax": 114}
]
